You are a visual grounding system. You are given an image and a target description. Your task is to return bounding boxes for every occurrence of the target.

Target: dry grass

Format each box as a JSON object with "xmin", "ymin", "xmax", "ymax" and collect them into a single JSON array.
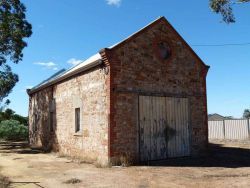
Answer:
[
  {"xmin": 63, "ymin": 178, "xmax": 81, "ymax": 184},
  {"xmin": 204, "ymin": 174, "xmax": 250, "ymax": 178},
  {"xmin": 94, "ymin": 161, "xmax": 112, "ymax": 168},
  {"xmin": 0, "ymin": 175, "xmax": 10, "ymax": 188},
  {"xmin": 120, "ymin": 152, "xmax": 133, "ymax": 167},
  {"xmin": 57, "ymin": 152, "xmax": 96, "ymax": 164},
  {"xmin": 0, "ymin": 140, "xmax": 250, "ymax": 187}
]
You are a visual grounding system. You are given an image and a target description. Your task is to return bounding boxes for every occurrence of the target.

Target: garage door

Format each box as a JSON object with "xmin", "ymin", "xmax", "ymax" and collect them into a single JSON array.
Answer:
[{"xmin": 139, "ymin": 96, "xmax": 190, "ymax": 161}]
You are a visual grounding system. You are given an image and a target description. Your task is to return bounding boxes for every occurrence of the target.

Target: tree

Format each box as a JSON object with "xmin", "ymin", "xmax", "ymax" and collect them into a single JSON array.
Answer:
[
  {"xmin": 243, "ymin": 109, "xmax": 250, "ymax": 119},
  {"xmin": 224, "ymin": 116, "xmax": 234, "ymax": 119},
  {"xmin": 0, "ymin": 65, "xmax": 18, "ymax": 104},
  {"xmin": 0, "ymin": 0, "xmax": 32, "ymax": 105},
  {"xmin": 210, "ymin": 0, "xmax": 250, "ymax": 23},
  {"xmin": 0, "ymin": 108, "xmax": 28, "ymax": 125}
]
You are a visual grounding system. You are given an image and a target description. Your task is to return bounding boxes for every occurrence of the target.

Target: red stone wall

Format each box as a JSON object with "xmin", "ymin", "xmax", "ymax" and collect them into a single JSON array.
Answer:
[{"xmin": 106, "ymin": 19, "xmax": 209, "ymax": 163}]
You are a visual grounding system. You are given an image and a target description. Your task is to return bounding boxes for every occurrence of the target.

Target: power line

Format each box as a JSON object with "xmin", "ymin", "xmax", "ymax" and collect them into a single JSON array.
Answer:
[{"xmin": 191, "ymin": 42, "xmax": 250, "ymax": 47}]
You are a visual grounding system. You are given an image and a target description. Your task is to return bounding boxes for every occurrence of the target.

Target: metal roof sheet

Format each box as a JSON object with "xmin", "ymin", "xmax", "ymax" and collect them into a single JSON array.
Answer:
[{"xmin": 28, "ymin": 53, "xmax": 102, "ymax": 94}]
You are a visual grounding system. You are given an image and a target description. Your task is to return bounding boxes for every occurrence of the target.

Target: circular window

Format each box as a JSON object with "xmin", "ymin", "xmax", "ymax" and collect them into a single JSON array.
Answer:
[{"xmin": 157, "ymin": 42, "xmax": 171, "ymax": 60}]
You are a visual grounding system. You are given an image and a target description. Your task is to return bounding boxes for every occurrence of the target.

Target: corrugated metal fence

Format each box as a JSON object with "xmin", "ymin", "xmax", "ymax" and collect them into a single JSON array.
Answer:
[{"xmin": 208, "ymin": 119, "xmax": 250, "ymax": 140}]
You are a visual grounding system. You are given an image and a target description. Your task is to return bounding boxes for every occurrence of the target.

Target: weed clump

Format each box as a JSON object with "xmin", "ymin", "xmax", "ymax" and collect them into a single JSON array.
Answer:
[
  {"xmin": 63, "ymin": 178, "xmax": 81, "ymax": 184},
  {"xmin": 0, "ymin": 175, "xmax": 10, "ymax": 188}
]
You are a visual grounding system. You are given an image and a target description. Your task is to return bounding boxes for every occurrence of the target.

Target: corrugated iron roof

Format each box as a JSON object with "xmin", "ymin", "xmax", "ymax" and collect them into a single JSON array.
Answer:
[{"xmin": 28, "ymin": 53, "xmax": 102, "ymax": 94}]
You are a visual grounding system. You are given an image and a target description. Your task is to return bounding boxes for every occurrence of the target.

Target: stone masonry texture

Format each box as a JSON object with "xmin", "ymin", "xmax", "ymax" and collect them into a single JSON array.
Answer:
[
  {"xmin": 29, "ymin": 17, "xmax": 209, "ymax": 165},
  {"xmin": 102, "ymin": 18, "xmax": 209, "ymax": 163},
  {"xmin": 29, "ymin": 67, "xmax": 109, "ymax": 165}
]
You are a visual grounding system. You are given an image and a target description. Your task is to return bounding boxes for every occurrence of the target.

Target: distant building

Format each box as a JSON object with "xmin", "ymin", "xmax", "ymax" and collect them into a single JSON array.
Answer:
[{"xmin": 208, "ymin": 113, "xmax": 233, "ymax": 121}]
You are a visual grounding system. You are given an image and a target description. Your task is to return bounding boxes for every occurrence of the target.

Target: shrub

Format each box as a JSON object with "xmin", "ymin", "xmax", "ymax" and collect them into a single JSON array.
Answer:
[
  {"xmin": 0, "ymin": 120, "xmax": 28, "ymax": 141},
  {"xmin": 0, "ymin": 108, "xmax": 28, "ymax": 126},
  {"xmin": 11, "ymin": 114, "xmax": 28, "ymax": 126}
]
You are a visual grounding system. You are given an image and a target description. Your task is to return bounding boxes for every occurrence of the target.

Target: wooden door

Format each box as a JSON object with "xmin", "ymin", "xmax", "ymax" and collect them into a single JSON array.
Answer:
[{"xmin": 139, "ymin": 96, "xmax": 190, "ymax": 161}]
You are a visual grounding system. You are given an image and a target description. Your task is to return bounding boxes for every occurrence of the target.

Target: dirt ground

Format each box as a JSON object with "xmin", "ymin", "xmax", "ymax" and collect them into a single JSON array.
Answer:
[{"xmin": 0, "ymin": 140, "xmax": 249, "ymax": 188}]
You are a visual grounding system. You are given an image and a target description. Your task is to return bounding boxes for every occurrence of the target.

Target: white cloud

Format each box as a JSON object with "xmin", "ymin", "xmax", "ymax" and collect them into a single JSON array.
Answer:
[
  {"xmin": 106, "ymin": 0, "xmax": 121, "ymax": 7},
  {"xmin": 34, "ymin": 61, "xmax": 58, "ymax": 70},
  {"xmin": 34, "ymin": 62, "xmax": 56, "ymax": 67},
  {"xmin": 25, "ymin": 85, "xmax": 33, "ymax": 89},
  {"xmin": 67, "ymin": 58, "xmax": 82, "ymax": 66}
]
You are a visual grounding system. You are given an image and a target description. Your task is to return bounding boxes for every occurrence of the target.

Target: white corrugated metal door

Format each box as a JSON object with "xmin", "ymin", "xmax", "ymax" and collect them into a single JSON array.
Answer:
[{"xmin": 139, "ymin": 96, "xmax": 190, "ymax": 161}]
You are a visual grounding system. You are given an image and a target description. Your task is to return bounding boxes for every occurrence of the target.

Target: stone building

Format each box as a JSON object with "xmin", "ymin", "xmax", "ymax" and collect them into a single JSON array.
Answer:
[{"xmin": 27, "ymin": 17, "xmax": 209, "ymax": 165}]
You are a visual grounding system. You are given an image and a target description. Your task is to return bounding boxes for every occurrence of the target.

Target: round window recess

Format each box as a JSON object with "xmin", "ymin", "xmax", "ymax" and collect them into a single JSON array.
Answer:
[{"xmin": 157, "ymin": 42, "xmax": 171, "ymax": 60}]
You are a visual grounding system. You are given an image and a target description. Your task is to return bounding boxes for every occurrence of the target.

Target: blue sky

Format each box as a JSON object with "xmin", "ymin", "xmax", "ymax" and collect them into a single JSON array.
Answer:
[{"xmin": 6, "ymin": 0, "xmax": 250, "ymax": 118}]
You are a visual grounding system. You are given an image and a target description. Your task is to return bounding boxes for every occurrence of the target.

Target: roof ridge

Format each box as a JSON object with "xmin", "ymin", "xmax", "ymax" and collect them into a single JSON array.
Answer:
[
  {"xmin": 108, "ymin": 16, "xmax": 165, "ymax": 50},
  {"xmin": 28, "ymin": 16, "xmax": 209, "ymax": 95}
]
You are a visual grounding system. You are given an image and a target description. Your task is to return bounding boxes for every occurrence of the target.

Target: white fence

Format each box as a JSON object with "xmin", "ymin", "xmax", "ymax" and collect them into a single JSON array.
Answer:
[{"xmin": 208, "ymin": 119, "xmax": 250, "ymax": 140}]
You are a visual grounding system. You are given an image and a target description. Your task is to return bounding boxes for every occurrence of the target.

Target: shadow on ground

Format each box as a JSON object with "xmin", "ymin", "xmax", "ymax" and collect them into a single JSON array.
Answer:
[
  {"xmin": 148, "ymin": 143, "xmax": 250, "ymax": 168},
  {"xmin": 0, "ymin": 140, "xmax": 250, "ymax": 168},
  {"xmin": 0, "ymin": 141, "xmax": 44, "ymax": 154}
]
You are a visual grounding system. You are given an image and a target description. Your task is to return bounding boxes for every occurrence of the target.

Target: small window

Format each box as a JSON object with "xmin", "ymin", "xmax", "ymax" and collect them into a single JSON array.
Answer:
[
  {"xmin": 50, "ymin": 112, "xmax": 54, "ymax": 132},
  {"xmin": 158, "ymin": 42, "xmax": 171, "ymax": 60},
  {"xmin": 34, "ymin": 113, "xmax": 39, "ymax": 132},
  {"xmin": 154, "ymin": 40, "xmax": 172, "ymax": 61},
  {"xmin": 49, "ymin": 99, "xmax": 55, "ymax": 132},
  {"xmin": 75, "ymin": 108, "xmax": 81, "ymax": 132}
]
